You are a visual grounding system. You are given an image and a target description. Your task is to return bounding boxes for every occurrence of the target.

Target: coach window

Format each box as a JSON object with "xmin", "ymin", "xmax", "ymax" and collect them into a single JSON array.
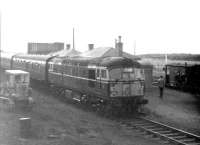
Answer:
[
  {"xmin": 96, "ymin": 69, "xmax": 100, "ymax": 78},
  {"xmin": 38, "ymin": 64, "xmax": 41, "ymax": 72},
  {"xmin": 26, "ymin": 62, "xmax": 29, "ymax": 70},
  {"xmin": 101, "ymin": 69, "xmax": 108, "ymax": 79},
  {"xmin": 64, "ymin": 65, "xmax": 69, "ymax": 74},
  {"xmin": 53, "ymin": 64, "xmax": 58, "ymax": 73},
  {"xmin": 49, "ymin": 63, "xmax": 54, "ymax": 72},
  {"xmin": 77, "ymin": 63, "xmax": 80, "ymax": 76}
]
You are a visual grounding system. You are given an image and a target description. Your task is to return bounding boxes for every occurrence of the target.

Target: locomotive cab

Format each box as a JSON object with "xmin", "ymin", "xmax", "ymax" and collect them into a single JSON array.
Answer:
[
  {"xmin": 98, "ymin": 57, "xmax": 145, "ymax": 98},
  {"xmin": 109, "ymin": 67, "xmax": 145, "ymax": 98}
]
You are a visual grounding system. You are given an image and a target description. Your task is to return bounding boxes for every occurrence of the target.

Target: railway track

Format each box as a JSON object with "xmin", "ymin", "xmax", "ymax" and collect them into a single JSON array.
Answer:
[
  {"xmin": 120, "ymin": 117, "xmax": 200, "ymax": 145},
  {"xmin": 31, "ymin": 80, "xmax": 200, "ymax": 145}
]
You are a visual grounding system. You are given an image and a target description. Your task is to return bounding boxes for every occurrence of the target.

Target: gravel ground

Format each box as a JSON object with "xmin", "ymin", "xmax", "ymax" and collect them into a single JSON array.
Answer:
[
  {"xmin": 0, "ymin": 86, "xmax": 162, "ymax": 145},
  {"xmin": 0, "ymin": 70, "xmax": 161, "ymax": 145},
  {"xmin": 144, "ymin": 86, "xmax": 200, "ymax": 135}
]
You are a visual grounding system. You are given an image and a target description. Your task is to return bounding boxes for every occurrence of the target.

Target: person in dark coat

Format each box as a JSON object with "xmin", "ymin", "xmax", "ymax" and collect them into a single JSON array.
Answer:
[{"xmin": 158, "ymin": 76, "xmax": 165, "ymax": 99}]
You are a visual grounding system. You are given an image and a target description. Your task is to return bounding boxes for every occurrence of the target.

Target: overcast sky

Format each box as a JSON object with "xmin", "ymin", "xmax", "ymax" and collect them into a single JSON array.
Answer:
[{"xmin": 1, "ymin": 0, "xmax": 200, "ymax": 54}]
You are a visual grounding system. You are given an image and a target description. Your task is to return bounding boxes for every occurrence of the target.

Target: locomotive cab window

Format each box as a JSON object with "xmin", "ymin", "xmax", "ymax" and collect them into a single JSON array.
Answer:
[{"xmin": 109, "ymin": 68, "xmax": 122, "ymax": 80}]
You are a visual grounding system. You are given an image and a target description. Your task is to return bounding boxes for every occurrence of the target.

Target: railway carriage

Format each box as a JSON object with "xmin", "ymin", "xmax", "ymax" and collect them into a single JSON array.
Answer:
[{"xmin": 12, "ymin": 54, "xmax": 55, "ymax": 81}]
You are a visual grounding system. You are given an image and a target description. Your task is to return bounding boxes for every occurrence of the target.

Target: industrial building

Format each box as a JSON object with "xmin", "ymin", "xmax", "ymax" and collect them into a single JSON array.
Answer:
[{"xmin": 27, "ymin": 42, "xmax": 64, "ymax": 55}]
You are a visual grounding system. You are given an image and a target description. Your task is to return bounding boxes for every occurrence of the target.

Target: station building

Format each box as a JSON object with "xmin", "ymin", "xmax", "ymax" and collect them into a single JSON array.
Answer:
[{"xmin": 79, "ymin": 36, "xmax": 153, "ymax": 89}]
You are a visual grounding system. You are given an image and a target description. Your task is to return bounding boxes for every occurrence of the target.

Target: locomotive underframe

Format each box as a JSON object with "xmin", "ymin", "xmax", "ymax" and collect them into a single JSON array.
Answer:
[{"xmin": 49, "ymin": 80, "xmax": 147, "ymax": 114}]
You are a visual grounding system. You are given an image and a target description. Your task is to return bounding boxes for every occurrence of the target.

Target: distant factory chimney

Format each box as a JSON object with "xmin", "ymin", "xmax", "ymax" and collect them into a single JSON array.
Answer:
[
  {"xmin": 66, "ymin": 44, "xmax": 71, "ymax": 50},
  {"xmin": 88, "ymin": 44, "xmax": 94, "ymax": 51},
  {"xmin": 115, "ymin": 36, "xmax": 123, "ymax": 57}
]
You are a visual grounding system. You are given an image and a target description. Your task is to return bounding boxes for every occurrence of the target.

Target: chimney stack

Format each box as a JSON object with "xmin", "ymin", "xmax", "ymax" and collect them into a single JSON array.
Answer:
[
  {"xmin": 88, "ymin": 44, "xmax": 94, "ymax": 51},
  {"xmin": 115, "ymin": 39, "xmax": 117, "ymax": 49},
  {"xmin": 66, "ymin": 44, "xmax": 71, "ymax": 50},
  {"xmin": 116, "ymin": 36, "xmax": 123, "ymax": 57}
]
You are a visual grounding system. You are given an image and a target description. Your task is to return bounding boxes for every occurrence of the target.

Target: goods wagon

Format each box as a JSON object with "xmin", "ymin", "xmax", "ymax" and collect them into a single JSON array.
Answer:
[{"xmin": 165, "ymin": 63, "xmax": 200, "ymax": 94}]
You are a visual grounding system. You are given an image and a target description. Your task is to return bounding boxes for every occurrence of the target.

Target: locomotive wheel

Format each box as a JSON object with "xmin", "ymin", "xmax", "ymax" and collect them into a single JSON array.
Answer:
[{"xmin": 80, "ymin": 94, "xmax": 87, "ymax": 104}]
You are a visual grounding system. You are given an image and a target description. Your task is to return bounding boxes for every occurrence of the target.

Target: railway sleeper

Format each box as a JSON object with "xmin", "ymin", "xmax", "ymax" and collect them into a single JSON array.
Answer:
[
  {"xmin": 143, "ymin": 125, "xmax": 160, "ymax": 129},
  {"xmin": 156, "ymin": 130, "xmax": 173, "ymax": 134},
  {"xmin": 131, "ymin": 120, "xmax": 147, "ymax": 123},
  {"xmin": 163, "ymin": 133, "xmax": 182, "ymax": 137},
  {"xmin": 133, "ymin": 123, "xmax": 153, "ymax": 126},
  {"xmin": 188, "ymin": 143, "xmax": 200, "ymax": 145},
  {"xmin": 124, "ymin": 118, "xmax": 200, "ymax": 145},
  {"xmin": 136, "ymin": 126, "xmax": 185, "ymax": 144},
  {"xmin": 179, "ymin": 138, "xmax": 197, "ymax": 143},
  {"xmin": 151, "ymin": 128, "xmax": 170, "ymax": 132},
  {"xmin": 172, "ymin": 135, "xmax": 188, "ymax": 140}
]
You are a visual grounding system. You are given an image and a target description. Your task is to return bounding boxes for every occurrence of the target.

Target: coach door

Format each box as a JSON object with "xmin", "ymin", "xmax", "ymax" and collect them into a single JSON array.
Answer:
[{"xmin": 88, "ymin": 69, "xmax": 95, "ymax": 88}]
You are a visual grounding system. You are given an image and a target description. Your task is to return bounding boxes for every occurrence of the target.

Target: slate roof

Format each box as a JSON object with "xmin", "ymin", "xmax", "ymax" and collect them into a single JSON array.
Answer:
[
  {"xmin": 80, "ymin": 47, "xmax": 112, "ymax": 58},
  {"xmin": 80, "ymin": 47, "xmax": 140, "ymax": 60},
  {"xmin": 50, "ymin": 49, "xmax": 81, "ymax": 57}
]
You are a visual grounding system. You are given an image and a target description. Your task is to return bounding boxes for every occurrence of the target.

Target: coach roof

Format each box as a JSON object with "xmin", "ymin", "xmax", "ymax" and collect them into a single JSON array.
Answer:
[
  {"xmin": 14, "ymin": 53, "xmax": 54, "ymax": 61},
  {"xmin": 60, "ymin": 56, "xmax": 140, "ymax": 68}
]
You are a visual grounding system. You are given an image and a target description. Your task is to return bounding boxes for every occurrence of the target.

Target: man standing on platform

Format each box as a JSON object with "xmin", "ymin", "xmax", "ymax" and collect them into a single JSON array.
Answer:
[{"xmin": 158, "ymin": 76, "xmax": 165, "ymax": 99}]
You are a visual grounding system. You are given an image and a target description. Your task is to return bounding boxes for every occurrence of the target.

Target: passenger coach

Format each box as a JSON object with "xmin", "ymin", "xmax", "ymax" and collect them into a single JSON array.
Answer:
[{"xmin": 12, "ymin": 54, "xmax": 55, "ymax": 81}]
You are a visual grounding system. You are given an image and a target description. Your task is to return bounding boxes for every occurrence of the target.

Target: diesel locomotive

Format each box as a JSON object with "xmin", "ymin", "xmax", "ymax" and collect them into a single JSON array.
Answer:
[{"xmin": 0, "ymin": 50, "xmax": 147, "ymax": 112}]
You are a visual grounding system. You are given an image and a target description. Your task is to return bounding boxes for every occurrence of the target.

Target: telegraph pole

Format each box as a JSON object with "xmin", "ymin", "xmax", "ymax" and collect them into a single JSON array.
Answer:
[
  {"xmin": 0, "ymin": 12, "xmax": 1, "ymax": 85},
  {"xmin": 73, "ymin": 28, "xmax": 75, "ymax": 49},
  {"xmin": 134, "ymin": 40, "xmax": 136, "ymax": 55}
]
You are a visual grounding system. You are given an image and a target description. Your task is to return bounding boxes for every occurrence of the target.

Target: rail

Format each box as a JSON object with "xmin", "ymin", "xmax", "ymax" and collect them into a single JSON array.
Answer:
[{"xmin": 119, "ymin": 117, "xmax": 200, "ymax": 145}]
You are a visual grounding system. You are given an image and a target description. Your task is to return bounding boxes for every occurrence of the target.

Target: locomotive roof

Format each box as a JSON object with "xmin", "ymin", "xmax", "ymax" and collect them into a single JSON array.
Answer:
[
  {"xmin": 53, "ymin": 56, "xmax": 140, "ymax": 68},
  {"xmin": 51, "ymin": 56, "xmax": 93, "ymax": 66},
  {"xmin": 99, "ymin": 57, "xmax": 140, "ymax": 68},
  {"xmin": 80, "ymin": 47, "xmax": 140, "ymax": 60}
]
